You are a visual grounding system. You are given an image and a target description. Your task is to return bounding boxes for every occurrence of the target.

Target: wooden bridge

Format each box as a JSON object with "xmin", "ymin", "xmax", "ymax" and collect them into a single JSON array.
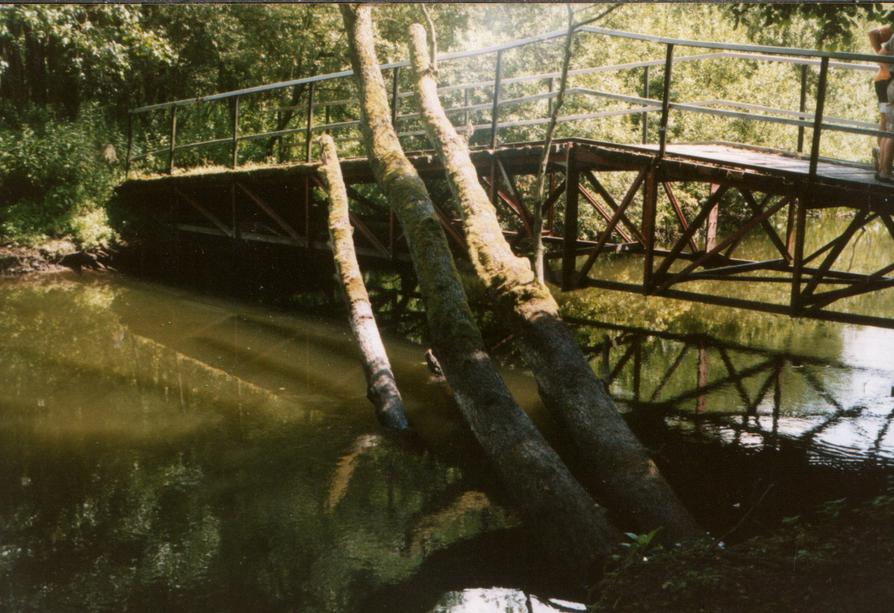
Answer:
[{"xmin": 118, "ymin": 26, "xmax": 894, "ymax": 329}]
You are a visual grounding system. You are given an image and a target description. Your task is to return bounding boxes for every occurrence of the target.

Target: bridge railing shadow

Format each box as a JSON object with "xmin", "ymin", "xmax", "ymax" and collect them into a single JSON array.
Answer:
[{"xmin": 126, "ymin": 26, "xmax": 894, "ymax": 179}]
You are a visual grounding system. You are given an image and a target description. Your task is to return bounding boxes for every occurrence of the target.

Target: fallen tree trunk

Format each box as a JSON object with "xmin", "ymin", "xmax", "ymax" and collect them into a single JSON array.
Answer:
[
  {"xmin": 318, "ymin": 133, "xmax": 410, "ymax": 431},
  {"xmin": 408, "ymin": 23, "xmax": 700, "ymax": 542},
  {"xmin": 340, "ymin": 4, "xmax": 620, "ymax": 578}
]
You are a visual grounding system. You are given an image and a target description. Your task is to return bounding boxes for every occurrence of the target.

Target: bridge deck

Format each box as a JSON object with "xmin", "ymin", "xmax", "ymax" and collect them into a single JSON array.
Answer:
[
  {"xmin": 117, "ymin": 138, "xmax": 894, "ymax": 329},
  {"xmin": 656, "ymin": 143, "xmax": 885, "ymax": 188},
  {"xmin": 124, "ymin": 138, "xmax": 893, "ymax": 204}
]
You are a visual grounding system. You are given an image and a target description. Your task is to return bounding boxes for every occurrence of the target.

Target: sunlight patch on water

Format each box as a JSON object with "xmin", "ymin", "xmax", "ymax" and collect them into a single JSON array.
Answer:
[{"xmin": 429, "ymin": 588, "xmax": 585, "ymax": 613}]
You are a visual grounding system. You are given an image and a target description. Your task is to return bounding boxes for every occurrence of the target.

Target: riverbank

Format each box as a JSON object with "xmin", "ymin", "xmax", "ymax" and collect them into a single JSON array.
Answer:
[
  {"xmin": 0, "ymin": 240, "xmax": 109, "ymax": 276},
  {"xmin": 589, "ymin": 488, "xmax": 894, "ymax": 612}
]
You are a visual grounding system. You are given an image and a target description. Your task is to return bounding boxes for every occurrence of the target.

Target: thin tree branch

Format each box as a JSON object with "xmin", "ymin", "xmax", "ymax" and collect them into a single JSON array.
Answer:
[{"xmin": 420, "ymin": 4, "xmax": 438, "ymax": 77}]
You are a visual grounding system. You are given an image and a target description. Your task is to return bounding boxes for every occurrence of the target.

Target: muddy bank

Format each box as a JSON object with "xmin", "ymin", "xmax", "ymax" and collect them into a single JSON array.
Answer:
[
  {"xmin": 589, "ymin": 489, "xmax": 894, "ymax": 612},
  {"xmin": 0, "ymin": 240, "xmax": 109, "ymax": 276}
]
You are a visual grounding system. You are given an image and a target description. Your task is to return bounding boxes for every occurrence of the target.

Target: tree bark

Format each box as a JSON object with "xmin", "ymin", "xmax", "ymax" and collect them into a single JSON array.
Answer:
[
  {"xmin": 408, "ymin": 23, "xmax": 700, "ymax": 542},
  {"xmin": 318, "ymin": 133, "xmax": 410, "ymax": 431},
  {"xmin": 340, "ymin": 4, "xmax": 620, "ymax": 579}
]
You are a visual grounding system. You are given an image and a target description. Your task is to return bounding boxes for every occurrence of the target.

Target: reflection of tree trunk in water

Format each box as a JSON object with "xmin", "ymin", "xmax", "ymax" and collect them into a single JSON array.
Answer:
[
  {"xmin": 326, "ymin": 434, "xmax": 382, "ymax": 511},
  {"xmin": 318, "ymin": 134, "xmax": 410, "ymax": 431},
  {"xmin": 408, "ymin": 25, "xmax": 700, "ymax": 542},
  {"xmin": 340, "ymin": 4, "xmax": 619, "ymax": 578},
  {"xmin": 407, "ymin": 490, "xmax": 517, "ymax": 558}
]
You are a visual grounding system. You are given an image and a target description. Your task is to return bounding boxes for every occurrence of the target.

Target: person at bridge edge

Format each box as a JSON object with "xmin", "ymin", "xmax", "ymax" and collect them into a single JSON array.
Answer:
[{"xmin": 869, "ymin": 25, "xmax": 894, "ymax": 182}]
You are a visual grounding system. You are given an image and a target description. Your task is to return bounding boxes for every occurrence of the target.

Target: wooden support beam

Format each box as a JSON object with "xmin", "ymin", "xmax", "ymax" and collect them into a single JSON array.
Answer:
[
  {"xmin": 661, "ymin": 181, "xmax": 698, "ymax": 252},
  {"xmin": 642, "ymin": 165, "xmax": 659, "ymax": 291},
  {"xmin": 801, "ymin": 208, "xmax": 872, "ymax": 298},
  {"xmin": 174, "ymin": 187, "xmax": 234, "ymax": 238},
  {"xmin": 480, "ymin": 176, "xmax": 533, "ymax": 233},
  {"xmin": 706, "ymin": 184, "xmax": 720, "ymax": 252},
  {"xmin": 880, "ymin": 213, "xmax": 894, "ymax": 242},
  {"xmin": 802, "ymin": 258, "xmax": 894, "ymax": 310},
  {"xmin": 345, "ymin": 185, "xmax": 388, "ymax": 212},
  {"xmin": 656, "ymin": 196, "xmax": 790, "ymax": 293},
  {"xmin": 431, "ymin": 201, "xmax": 466, "ymax": 249},
  {"xmin": 561, "ymin": 144, "xmax": 580, "ymax": 291},
  {"xmin": 495, "ymin": 156, "xmax": 524, "ymax": 206},
  {"xmin": 541, "ymin": 178, "xmax": 567, "ymax": 217},
  {"xmin": 653, "ymin": 184, "xmax": 728, "ymax": 282},
  {"xmin": 578, "ymin": 184, "xmax": 635, "ymax": 244},
  {"xmin": 348, "ymin": 211, "xmax": 391, "ymax": 258},
  {"xmin": 236, "ymin": 182, "xmax": 304, "ymax": 243},
  {"xmin": 723, "ymin": 193, "xmax": 779, "ymax": 259},
  {"xmin": 790, "ymin": 195, "xmax": 808, "ymax": 314},
  {"xmin": 575, "ymin": 167, "xmax": 647, "ymax": 286},
  {"xmin": 580, "ymin": 277, "xmax": 894, "ymax": 330},
  {"xmin": 583, "ymin": 170, "xmax": 644, "ymax": 243},
  {"xmin": 739, "ymin": 190, "xmax": 791, "ymax": 261}
]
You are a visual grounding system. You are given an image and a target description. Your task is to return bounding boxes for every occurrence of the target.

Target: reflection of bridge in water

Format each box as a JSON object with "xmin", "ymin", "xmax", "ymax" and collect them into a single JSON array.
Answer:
[
  {"xmin": 567, "ymin": 318, "xmax": 894, "ymax": 466},
  {"xmin": 119, "ymin": 26, "xmax": 894, "ymax": 328}
]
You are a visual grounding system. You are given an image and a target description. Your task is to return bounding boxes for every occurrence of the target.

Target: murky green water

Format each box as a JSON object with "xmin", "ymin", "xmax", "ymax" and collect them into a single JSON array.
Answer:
[{"xmin": 1, "ymin": 211, "xmax": 893, "ymax": 611}]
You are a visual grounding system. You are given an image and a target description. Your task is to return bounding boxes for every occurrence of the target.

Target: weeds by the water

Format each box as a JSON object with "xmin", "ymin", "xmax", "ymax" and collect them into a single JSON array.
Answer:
[{"xmin": 589, "ymin": 484, "xmax": 894, "ymax": 612}]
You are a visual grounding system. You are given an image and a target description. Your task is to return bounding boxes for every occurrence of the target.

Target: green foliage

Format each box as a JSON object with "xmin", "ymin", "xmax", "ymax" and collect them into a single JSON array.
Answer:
[
  {"xmin": 0, "ymin": 105, "xmax": 120, "ymax": 248},
  {"xmin": 725, "ymin": 2, "xmax": 894, "ymax": 48},
  {"xmin": 2, "ymin": 3, "xmax": 891, "ymax": 246}
]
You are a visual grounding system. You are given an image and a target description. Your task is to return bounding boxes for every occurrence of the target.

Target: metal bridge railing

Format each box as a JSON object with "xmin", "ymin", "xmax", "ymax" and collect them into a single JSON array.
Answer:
[{"xmin": 126, "ymin": 25, "xmax": 894, "ymax": 178}]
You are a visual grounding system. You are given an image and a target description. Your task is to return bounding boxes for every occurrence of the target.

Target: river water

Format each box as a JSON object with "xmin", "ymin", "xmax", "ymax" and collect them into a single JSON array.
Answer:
[{"xmin": 1, "ymin": 217, "xmax": 893, "ymax": 610}]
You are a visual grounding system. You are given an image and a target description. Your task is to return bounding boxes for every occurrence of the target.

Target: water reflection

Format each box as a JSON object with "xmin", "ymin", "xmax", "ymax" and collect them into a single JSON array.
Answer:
[
  {"xmin": 565, "ymin": 317, "xmax": 894, "ymax": 467},
  {"xmin": 429, "ymin": 588, "xmax": 585, "ymax": 612},
  {"xmin": 2, "ymin": 262, "xmax": 893, "ymax": 610},
  {"xmin": 0, "ymin": 275, "xmax": 521, "ymax": 611}
]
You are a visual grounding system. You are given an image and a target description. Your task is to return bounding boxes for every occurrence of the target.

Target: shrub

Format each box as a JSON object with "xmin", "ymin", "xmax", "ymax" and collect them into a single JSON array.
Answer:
[{"xmin": 0, "ymin": 105, "xmax": 122, "ymax": 249}]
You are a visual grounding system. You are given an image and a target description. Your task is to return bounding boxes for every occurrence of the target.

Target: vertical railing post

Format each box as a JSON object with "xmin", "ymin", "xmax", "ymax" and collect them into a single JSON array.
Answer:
[
  {"xmin": 231, "ymin": 97, "xmax": 240, "ymax": 169},
  {"xmin": 658, "ymin": 44, "xmax": 674, "ymax": 158},
  {"xmin": 305, "ymin": 82, "xmax": 315, "ymax": 162},
  {"xmin": 167, "ymin": 106, "xmax": 177, "ymax": 174},
  {"xmin": 561, "ymin": 144, "xmax": 579, "ymax": 291},
  {"xmin": 797, "ymin": 63, "xmax": 808, "ymax": 153},
  {"xmin": 391, "ymin": 67, "xmax": 400, "ymax": 127},
  {"xmin": 125, "ymin": 112, "xmax": 133, "ymax": 178},
  {"xmin": 795, "ymin": 56, "xmax": 828, "ymax": 313},
  {"xmin": 490, "ymin": 49, "xmax": 504, "ymax": 150},
  {"xmin": 808, "ymin": 57, "xmax": 829, "ymax": 179},
  {"xmin": 641, "ymin": 65, "xmax": 650, "ymax": 144}
]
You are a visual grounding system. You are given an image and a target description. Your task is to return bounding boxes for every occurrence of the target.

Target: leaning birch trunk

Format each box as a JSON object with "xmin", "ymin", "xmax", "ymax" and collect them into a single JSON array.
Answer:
[
  {"xmin": 318, "ymin": 134, "xmax": 410, "ymax": 431},
  {"xmin": 340, "ymin": 4, "xmax": 620, "ymax": 578},
  {"xmin": 408, "ymin": 24, "xmax": 700, "ymax": 542}
]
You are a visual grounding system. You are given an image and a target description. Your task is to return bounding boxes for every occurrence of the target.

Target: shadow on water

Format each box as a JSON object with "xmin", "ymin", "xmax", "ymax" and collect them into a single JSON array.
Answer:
[{"xmin": 2, "ymin": 210, "xmax": 893, "ymax": 611}]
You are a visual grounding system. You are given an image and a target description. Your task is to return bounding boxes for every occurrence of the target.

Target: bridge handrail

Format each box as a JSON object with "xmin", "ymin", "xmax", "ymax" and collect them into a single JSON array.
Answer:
[
  {"xmin": 580, "ymin": 25, "xmax": 894, "ymax": 65},
  {"xmin": 126, "ymin": 25, "xmax": 894, "ymax": 176},
  {"xmin": 129, "ymin": 29, "xmax": 886, "ymax": 115}
]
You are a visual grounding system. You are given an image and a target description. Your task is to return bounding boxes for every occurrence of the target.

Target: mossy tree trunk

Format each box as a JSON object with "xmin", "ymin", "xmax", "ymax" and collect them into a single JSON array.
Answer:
[
  {"xmin": 340, "ymin": 3, "xmax": 621, "ymax": 579},
  {"xmin": 318, "ymin": 133, "xmax": 410, "ymax": 431},
  {"xmin": 408, "ymin": 23, "xmax": 700, "ymax": 542}
]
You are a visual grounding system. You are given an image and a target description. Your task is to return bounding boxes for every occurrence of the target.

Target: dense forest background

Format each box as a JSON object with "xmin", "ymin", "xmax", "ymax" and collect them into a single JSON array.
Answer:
[{"xmin": 1, "ymin": 3, "xmax": 891, "ymax": 248}]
